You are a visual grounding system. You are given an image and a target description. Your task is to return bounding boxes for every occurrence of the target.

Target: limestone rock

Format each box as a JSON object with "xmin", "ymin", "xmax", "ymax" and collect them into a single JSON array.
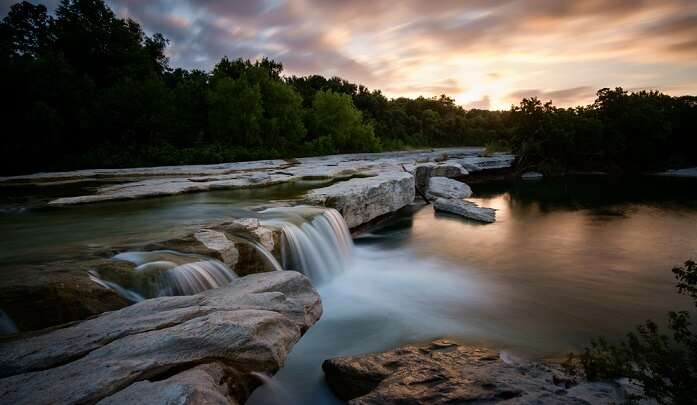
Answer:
[
  {"xmin": 306, "ymin": 172, "xmax": 415, "ymax": 229},
  {"xmin": 433, "ymin": 198, "xmax": 496, "ymax": 223},
  {"xmin": 323, "ymin": 340, "xmax": 631, "ymax": 404},
  {"xmin": 432, "ymin": 162, "xmax": 468, "ymax": 178},
  {"xmin": 521, "ymin": 171, "xmax": 544, "ymax": 181},
  {"xmin": 0, "ymin": 271, "xmax": 322, "ymax": 405},
  {"xmin": 427, "ymin": 177, "xmax": 472, "ymax": 200}
]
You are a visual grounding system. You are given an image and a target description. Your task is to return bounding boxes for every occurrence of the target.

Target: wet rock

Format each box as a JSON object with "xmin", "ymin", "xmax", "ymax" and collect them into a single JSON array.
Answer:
[
  {"xmin": 521, "ymin": 171, "xmax": 544, "ymax": 181},
  {"xmin": 323, "ymin": 340, "xmax": 630, "ymax": 404},
  {"xmin": 306, "ymin": 172, "xmax": 415, "ymax": 229},
  {"xmin": 0, "ymin": 271, "xmax": 322, "ymax": 405},
  {"xmin": 457, "ymin": 154, "xmax": 515, "ymax": 172},
  {"xmin": 0, "ymin": 259, "xmax": 131, "ymax": 332},
  {"xmin": 434, "ymin": 198, "xmax": 496, "ymax": 223},
  {"xmin": 426, "ymin": 177, "xmax": 472, "ymax": 200}
]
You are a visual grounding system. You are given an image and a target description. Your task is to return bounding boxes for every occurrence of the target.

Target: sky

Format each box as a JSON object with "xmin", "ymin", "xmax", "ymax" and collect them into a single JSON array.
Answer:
[{"xmin": 3, "ymin": 0, "xmax": 697, "ymax": 110}]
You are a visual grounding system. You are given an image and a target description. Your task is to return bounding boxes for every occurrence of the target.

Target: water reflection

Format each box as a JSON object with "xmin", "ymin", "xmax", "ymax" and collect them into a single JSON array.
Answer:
[{"xmin": 250, "ymin": 176, "xmax": 697, "ymax": 405}]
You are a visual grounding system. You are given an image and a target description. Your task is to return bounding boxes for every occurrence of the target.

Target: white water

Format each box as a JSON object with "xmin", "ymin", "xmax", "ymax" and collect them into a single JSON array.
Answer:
[
  {"xmin": 93, "ymin": 250, "xmax": 237, "ymax": 300},
  {"xmin": 261, "ymin": 207, "xmax": 352, "ymax": 284}
]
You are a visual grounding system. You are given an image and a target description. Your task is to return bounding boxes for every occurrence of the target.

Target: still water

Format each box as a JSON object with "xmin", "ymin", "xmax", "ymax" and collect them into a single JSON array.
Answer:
[{"xmin": 249, "ymin": 176, "xmax": 697, "ymax": 404}]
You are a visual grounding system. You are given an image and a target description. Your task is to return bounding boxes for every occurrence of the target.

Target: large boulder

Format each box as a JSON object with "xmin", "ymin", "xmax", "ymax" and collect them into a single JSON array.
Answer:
[
  {"xmin": 431, "ymin": 162, "xmax": 468, "ymax": 178},
  {"xmin": 433, "ymin": 198, "xmax": 496, "ymax": 223},
  {"xmin": 306, "ymin": 172, "xmax": 415, "ymax": 229},
  {"xmin": 0, "ymin": 259, "xmax": 132, "ymax": 332},
  {"xmin": 427, "ymin": 177, "xmax": 472, "ymax": 200},
  {"xmin": 0, "ymin": 271, "xmax": 322, "ymax": 405},
  {"xmin": 323, "ymin": 340, "xmax": 632, "ymax": 404}
]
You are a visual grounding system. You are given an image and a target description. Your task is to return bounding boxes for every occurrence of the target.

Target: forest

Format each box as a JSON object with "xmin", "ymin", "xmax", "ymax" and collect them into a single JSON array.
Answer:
[{"xmin": 1, "ymin": 0, "xmax": 696, "ymax": 175}]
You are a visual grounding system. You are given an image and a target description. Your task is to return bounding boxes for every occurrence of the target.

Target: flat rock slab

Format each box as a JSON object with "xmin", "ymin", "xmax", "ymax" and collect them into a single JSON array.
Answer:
[
  {"xmin": 323, "ymin": 340, "xmax": 632, "ymax": 404},
  {"xmin": 434, "ymin": 198, "xmax": 496, "ymax": 223},
  {"xmin": 521, "ymin": 171, "xmax": 544, "ymax": 180},
  {"xmin": 427, "ymin": 177, "xmax": 473, "ymax": 200},
  {"xmin": 655, "ymin": 167, "xmax": 697, "ymax": 178},
  {"xmin": 305, "ymin": 172, "xmax": 415, "ymax": 229},
  {"xmin": 0, "ymin": 271, "xmax": 322, "ymax": 405}
]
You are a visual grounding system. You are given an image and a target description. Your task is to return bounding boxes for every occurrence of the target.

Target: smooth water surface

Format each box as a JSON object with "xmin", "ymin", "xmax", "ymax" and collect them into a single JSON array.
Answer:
[
  {"xmin": 0, "ymin": 180, "xmax": 328, "ymax": 266},
  {"xmin": 249, "ymin": 176, "xmax": 697, "ymax": 405}
]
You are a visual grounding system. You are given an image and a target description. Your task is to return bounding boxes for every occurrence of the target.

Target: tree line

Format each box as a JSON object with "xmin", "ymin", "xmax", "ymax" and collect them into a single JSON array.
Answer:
[{"xmin": 1, "ymin": 0, "xmax": 695, "ymax": 175}]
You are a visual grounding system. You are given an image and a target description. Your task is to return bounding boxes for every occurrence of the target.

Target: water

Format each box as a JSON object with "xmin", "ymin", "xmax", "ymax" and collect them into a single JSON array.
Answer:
[
  {"xmin": 261, "ymin": 207, "xmax": 353, "ymax": 283},
  {"xmin": 0, "ymin": 180, "xmax": 329, "ymax": 266},
  {"xmin": 248, "ymin": 175, "xmax": 697, "ymax": 405}
]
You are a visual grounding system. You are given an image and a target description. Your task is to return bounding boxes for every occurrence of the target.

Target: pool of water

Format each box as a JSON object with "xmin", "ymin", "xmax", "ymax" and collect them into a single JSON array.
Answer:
[
  {"xmin": 0, "ymin": 180, "xmax": 329, "ymax": 266},
  {"xmin": 248, "ymin": 175, "xmax": 697, "ymax": 404}
]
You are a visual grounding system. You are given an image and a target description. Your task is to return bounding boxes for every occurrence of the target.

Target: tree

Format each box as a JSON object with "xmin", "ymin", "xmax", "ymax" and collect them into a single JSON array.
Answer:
[{"xmin": 308, "ymin": 90, "xmax": 381, "ymax": 153}]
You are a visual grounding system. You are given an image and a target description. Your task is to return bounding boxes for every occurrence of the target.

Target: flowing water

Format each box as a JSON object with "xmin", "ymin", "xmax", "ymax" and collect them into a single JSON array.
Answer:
[
  {"xmin": 2, "ymin": 175, "xmax": 697, "ymax": 404},
  {"xmin": 248, "ymin": 175, "xmax": 697, "ymax": 405}
]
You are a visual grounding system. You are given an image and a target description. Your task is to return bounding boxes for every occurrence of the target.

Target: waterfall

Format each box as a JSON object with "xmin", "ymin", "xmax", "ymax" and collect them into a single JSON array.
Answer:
[
  {"xmin": 261, "ymin": 206, "xmax": 353, "ymax": 284},
  {"xmin": 93, "ymin": 250, "xmax": 237, "ymax": 301}
]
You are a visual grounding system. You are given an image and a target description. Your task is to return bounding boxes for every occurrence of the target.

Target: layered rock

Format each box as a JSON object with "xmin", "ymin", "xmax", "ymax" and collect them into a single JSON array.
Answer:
[
  {"xmin": 306, "ymin": 172, "xmax": 415, "ymax": 229},
  {"xmin": 0, "ymin": 271, "xmax": 322, "ymax": 405},
  {"xmin": 434, "ymin": 198, "xmax": 496, "ymax": 223},
  {"xmin": 323, "ymin": 340, "xmax": 631, "ymax": 404},
  {"xmin": 426, "ymin": 177, "xmax": 473, "ymax": 200}
]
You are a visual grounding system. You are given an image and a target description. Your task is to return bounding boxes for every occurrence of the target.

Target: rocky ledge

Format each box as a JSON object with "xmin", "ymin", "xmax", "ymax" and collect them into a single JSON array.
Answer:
[
  {"xmin": 323, "ymin": 340, "xmax": 636, "ymax": 404},
  {"xmin": 434, "ymin": 198, "xmax": 497, "ymax": 223},
  {"xmin": 0, "ymin": 271, "xmax": 322, "ymax": 405},
  {"xmin": 306, "ymin": 172, "xmax": 415, "ymax": 229}
]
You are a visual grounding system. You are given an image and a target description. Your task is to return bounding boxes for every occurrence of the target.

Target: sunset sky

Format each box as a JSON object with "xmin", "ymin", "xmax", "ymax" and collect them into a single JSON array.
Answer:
[{"xmin": 5, "ymin": 0, "xmax": 696, "ymax": 110}]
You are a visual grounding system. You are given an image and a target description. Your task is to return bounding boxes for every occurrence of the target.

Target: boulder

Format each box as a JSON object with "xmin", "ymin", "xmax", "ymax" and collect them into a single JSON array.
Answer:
[
  {"xmin": 0, "ymin": 271, "xmax": 322, "ymax": 405},
  {"xmin": 457, "ymin": 154, "xmax": 515, "ymax": 172},
  {"xmin": 412, "ymin": 162, "xmax": 436, "ymax": 190},
  {"xmin": 426, "ymin": 177, "xmax": 472, "ymax": 200},
  {"xmin": 306, "ymin": 172, "xmax": 415, "ymax": 229},
  {"xmin": 0, "ymin": 259, "xmax": 132, "ymax": 332},
  {"xmin": 521, "ymin": 171, "xmax": 544, "ymax": 181},
  {"xmin": 323, "ymin": 340, "xmax": 631, "ymax": 404},
  {"xmin": 433, "ymin": 198, "xmax": 496, "ymax": 223},
  {"xmin": 432, "ymin": 162, "xmax": 468, "ymax": 178}
]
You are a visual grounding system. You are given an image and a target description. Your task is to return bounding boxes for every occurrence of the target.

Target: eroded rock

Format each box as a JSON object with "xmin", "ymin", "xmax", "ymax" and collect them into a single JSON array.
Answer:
[
  {"xmin": 323, "ymin": 340, "xmax": 630, "ymax": 404},
  {"xmin": 306, "ymin": 172, "xmax": 415, "ymax": 229},
  {"xmin": 427, "ymin": 177, "xmax": 473, "ymax": 200},
  {"xmin": 0, "ymin": 271, "xmax": 322, "ymax": 405},
  {"xmin": 433, "ymin": 198, "xmax": 496, "ymax": 223}
]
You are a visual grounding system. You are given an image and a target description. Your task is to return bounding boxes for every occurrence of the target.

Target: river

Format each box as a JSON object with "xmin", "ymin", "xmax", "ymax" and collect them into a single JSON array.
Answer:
[
  {"xmin": 248, "ymin": 175, "xmax": 697, "ymax": 404},
  {"xmin": 2, "ymin": 175, "xmax": 696, "ymax": 404}
]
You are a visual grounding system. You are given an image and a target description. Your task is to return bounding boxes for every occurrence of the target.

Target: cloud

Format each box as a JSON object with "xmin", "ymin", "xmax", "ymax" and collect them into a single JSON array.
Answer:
[
  {"xmin": 506, "ymin": 87, "xmax": 598, "ymax": 106},
  {"xmin": 2, "ymin": 0, "xmax": 696, "ymax": 109}
]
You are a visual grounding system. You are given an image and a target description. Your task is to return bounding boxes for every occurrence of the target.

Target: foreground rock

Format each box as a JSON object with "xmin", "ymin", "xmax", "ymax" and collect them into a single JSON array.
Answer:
[
  {"xmin": 0, "ymin": 271, "xmax": 322, "ymax": 405},
  {"xmin": 426, "ymin": 177, "xmax": 473, "ymax": 200},
  {"xmin": 434, "ymin": 198, "xmax": 496, "ymax": 223},
  {"xmin": 306, "ymin": 172, "xmax": 415, "ymax": 229},
  {"xmin": 0, "ymin": 258, "xmax": 132, "ymax": 331},
  {"xmin": 323, "ymin": 340, "xmax": 632, "ymax": 404}
]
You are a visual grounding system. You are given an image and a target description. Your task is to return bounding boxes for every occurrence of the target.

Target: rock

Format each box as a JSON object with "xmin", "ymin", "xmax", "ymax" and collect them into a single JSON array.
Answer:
[
  {"xmin": 0, "ymin": 271, "xmax": 322, "ymax": 405},
  {"xmin": 655, "ymin": 167, "xmax": 697, "ymax": 178},
  {"xmin": 0, "ymin": 148, "xmax": 513, "ymax": 206},
  {"xmin": 412, "ymin": 162, "xmax": 436, "ymax": 190},
  {"xmin": 322, "ymin": 340, "xmax": 631, "ymax": 404},
  {"xmin": 0, "ymin": 259, "xmax": 131, "ymax": 332},
  {"xmin": 521, "ymin": 171, "xmax": 544, "ymax": 181},
  {"xmin": 457, "ymin": 154, "xmax": 515, "ymax": 172},
  {"xmin": 193, "ymin": 229, "xmax": 239, "ymax": 266},
  {"xmin": 97, "ymin": 363, "xmax": 238, "ymax": 405},
  {"xmin": 432, "ymin": 162, "xmax": 468, "ymax": 178},
  {"xmin": 306, "ymin": 172, "xmax": 415, "ymax": 229},
  {"xmin": 426, "ymin": 177, "xmax": 472, "ymax": 200},
  {"xmin": 433, "ymin": 198, "xmax": 496, "ymax": 223}
]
